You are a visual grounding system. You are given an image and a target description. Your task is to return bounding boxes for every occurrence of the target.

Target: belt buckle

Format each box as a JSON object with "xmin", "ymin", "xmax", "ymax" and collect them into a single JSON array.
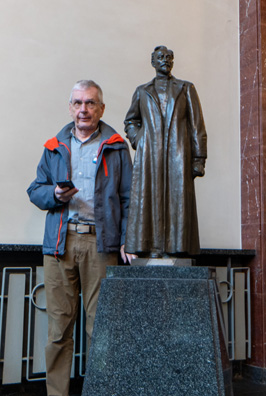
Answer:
[
  {"xmin": 76, "ymin": 224, "xmax": 87, "ymax": 234},
  {"xmin": 74, "ymin": 223, "xmax": 95, "ymax": 234}
]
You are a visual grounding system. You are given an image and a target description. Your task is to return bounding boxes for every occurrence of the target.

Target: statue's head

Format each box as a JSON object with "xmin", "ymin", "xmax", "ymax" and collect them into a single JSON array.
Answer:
[{"xmin": 151, "ymin": 46, "xmax": 174, "ymax": 76}]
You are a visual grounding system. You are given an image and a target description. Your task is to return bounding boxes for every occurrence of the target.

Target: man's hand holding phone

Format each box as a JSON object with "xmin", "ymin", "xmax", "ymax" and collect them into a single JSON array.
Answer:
[{"xmin": 55, "ymin": 180, "xmax": 79, "ymax": 203}]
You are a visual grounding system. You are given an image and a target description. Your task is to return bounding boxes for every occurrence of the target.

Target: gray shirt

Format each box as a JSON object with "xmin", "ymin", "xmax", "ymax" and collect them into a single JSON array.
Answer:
[{"xmin": 68, "ymin": 128, "xmax": 101, "ymax": 224}]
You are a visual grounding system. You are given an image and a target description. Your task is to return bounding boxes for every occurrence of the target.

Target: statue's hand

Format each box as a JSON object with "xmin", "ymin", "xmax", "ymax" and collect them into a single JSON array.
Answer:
[
  {"xmin": 192, "ymin": 158, "xmax": 205, "ymax": 178},
  {"xmin": 126, "ymin": 126, "xmax": 142, "ymax": 150}
]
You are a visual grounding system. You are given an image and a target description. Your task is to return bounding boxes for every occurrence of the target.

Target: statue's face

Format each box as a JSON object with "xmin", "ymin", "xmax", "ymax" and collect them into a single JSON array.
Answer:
[{"xmin": 152, "ymin": 48, "xmax": 174, "ymax": 75}]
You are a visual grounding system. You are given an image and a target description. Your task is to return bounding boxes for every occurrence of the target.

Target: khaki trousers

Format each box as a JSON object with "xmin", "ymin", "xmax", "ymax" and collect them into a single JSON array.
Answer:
[{"xmin": 44, "ymin": 230, "xmax": 118, "ymax": 396}]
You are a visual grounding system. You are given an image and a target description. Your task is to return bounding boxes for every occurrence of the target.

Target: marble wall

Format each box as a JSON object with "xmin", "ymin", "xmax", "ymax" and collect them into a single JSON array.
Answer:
[{"xmin": 240, "ymin": 0, "xmax": 266, "ymax": 372}]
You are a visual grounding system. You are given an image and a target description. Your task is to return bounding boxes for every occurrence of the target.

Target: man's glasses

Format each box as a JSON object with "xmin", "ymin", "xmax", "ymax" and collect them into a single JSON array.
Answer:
[{"xmin": 71, "ymin": 100, "xmax": 102, "ymax": 109}]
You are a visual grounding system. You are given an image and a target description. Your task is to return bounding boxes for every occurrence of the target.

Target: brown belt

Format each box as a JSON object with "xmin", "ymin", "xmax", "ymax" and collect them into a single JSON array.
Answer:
[{"xmin": 67, "ymin": 223, "xmax": 96, "ymax": 234}]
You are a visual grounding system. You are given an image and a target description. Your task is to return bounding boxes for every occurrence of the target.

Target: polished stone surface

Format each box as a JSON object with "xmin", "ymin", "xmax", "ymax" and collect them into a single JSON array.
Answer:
[
  {"xmin": 239, "ymin": 0, "xmax": 266, "ymax": 369},
  {"xmin": 131, "ymin": 257, "xmax": 193, "ymax": 266},
  {"xmin": 0, "ymin": 244, "xmax": 255, "ymax": 256},
  {"xmin": 82, "ymin": 266, "xmax": 231, "ymax": 396},
  {"xmin": 106, "ymin": 264, "xmax": 215, "ymax": 280},
  {"xmin": 2, "ymin": 377, "xmax": 266, "ymax": 395},
  {"xmin": 0, "ymin": 244, "xmax": 42, "ymax": 252}
]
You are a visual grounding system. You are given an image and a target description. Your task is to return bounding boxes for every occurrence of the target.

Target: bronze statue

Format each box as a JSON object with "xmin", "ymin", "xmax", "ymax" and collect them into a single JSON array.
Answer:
[{"xmin": 124, "ymin": 46, "xmax": 207, "ymax": 257}]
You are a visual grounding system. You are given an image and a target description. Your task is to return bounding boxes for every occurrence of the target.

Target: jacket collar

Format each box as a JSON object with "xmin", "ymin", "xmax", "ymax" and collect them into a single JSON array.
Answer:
[
  {"xmin": 144, "ymin": 76, "xmax": 185, "ymax": 104},
  {"xmin": 44, "ymin": 120, "xmax": 125, "ymax": 152}
]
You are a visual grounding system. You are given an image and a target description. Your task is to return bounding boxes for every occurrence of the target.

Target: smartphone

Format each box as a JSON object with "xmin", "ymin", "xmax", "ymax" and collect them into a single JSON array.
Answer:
[{"xmin": 57, "ymin": 180, "xmax": 75, "ymax": 189}]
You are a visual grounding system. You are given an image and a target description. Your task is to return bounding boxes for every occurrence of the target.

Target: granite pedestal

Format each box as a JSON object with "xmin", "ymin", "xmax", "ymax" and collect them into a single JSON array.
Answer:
[{"xmin": 82, "ymin": 265, "xmax": 233, "ymax": 396}]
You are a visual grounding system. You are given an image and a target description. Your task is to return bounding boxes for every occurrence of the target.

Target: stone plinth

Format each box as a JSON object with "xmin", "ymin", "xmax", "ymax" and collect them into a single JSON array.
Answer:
[
  {"xmin": 82, "ymin": 265, "xmax": 232, "ymax": 396},
  {"xmin": 131, "ymin": 257, "xmax": 193, "ymax": 266}
]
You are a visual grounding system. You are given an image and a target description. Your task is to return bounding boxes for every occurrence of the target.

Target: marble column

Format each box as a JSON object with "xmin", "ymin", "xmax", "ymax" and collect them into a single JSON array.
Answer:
[{"xmin": 240, "ymin": 0, "xmax": 266, "ymax": 378}]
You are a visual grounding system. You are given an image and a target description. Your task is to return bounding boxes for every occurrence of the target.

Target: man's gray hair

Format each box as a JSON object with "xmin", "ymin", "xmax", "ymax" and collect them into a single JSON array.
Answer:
[{"xmin": 69, "ymin": 80, "xmax": 104, "ymax": 104}]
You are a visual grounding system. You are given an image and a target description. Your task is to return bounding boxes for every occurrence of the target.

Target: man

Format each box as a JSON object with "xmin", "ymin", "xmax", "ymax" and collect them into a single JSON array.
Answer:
[
  {"xmin": 27, "ymin": 80, "xmax": 134, "ymax": 396},
  {"xmin": 124, "ymin": 46, "xmax": 207, "ymax": 257}
]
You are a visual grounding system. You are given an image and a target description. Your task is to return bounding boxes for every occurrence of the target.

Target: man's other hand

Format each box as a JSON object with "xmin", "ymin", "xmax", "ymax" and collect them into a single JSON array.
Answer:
[{"xmin": 120, "ymin": 245, "xmax": 138, "ymax": 264}]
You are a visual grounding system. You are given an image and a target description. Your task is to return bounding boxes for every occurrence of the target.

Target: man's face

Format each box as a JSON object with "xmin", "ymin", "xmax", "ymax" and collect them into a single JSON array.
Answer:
[
  {"xmin": 69, "ymin": 87, "xmax": 105, "ymax": 134},
  {"xmin": 152, "ymin": 49, "xmax": 174, "ymax": 76}
]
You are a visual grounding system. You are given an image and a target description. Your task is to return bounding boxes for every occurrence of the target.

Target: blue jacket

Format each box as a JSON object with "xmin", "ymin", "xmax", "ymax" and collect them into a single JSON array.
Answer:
[{"xmin": 27, "ymin": 121, "xmax": 132, "ymax": 256}]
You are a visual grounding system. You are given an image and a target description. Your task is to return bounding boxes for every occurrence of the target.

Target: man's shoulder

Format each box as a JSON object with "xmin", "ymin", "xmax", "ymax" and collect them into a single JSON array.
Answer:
[
  {"xmin": 99, "ymin": 120, "xmax": 117, "ymax": 138},
  {"xmin": 99, "ymin": 121, "xmax": 125, "ymax": 143},
  {"xmin": 99, "ymin": 121, "xmax": 130, "ymax": 153}
]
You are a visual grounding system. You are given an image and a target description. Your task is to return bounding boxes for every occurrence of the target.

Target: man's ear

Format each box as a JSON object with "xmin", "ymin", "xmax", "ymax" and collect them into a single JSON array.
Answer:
[{"xmin": 100, "ymin": 103, "xmax": 105, "ymax": 118}]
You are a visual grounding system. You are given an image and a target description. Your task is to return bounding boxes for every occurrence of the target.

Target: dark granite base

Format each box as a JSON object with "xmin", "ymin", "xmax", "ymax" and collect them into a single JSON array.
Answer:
[
  {"xmin": 82, "ymin": 266, "xmax": 232, "ymax": 396},
  {"xmin": 241, "ymin": 364, "xmax": 266, "ymax": 384}
]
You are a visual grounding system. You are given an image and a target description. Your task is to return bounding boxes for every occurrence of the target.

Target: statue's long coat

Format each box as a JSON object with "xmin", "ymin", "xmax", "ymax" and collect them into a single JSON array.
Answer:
[{"xmin": 124, "ymin": 76, "xmax": 207, "ymax": 255}]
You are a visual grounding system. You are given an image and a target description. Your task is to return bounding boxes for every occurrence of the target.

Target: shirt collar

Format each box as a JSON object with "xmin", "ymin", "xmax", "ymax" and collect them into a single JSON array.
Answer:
[{"xmin": 71, "ymin": 127, "xmax": 100, "ymax": 143}]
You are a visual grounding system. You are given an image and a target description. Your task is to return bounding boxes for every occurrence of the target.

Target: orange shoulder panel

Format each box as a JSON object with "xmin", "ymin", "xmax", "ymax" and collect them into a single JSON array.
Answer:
[
  {"xmin": 97, "ymin": 133, "xmax": 124, "ymax": 157},
  {"xmin": 44, "ymin": 136, "xmax": 59, "ymax": 151},
  {"xmin": 107, "ymin": 133, "xmax": 124, "ymax": 145}
]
